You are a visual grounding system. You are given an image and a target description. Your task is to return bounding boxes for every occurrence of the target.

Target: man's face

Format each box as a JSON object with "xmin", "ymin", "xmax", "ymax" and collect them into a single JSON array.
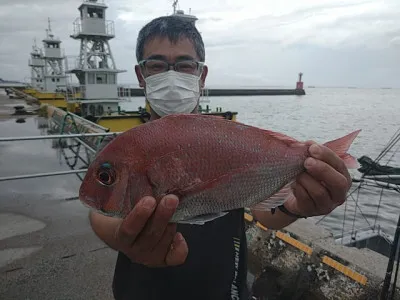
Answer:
[{"xmin": 135, "ymin": 36, "xmax": 208, "ymax": 90}]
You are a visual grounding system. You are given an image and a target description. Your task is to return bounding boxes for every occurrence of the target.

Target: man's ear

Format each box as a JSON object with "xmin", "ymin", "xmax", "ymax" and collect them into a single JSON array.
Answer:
[
  {"xmin": 200, "ymin": 65, "xmax": 208, "ymax": 89},
  {"xmin": 135, "ymin": 65, "xmax": 145, "ymax": 88}
]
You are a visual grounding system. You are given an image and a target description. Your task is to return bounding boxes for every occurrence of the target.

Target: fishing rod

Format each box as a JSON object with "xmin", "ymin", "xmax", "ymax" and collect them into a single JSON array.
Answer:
[{"xmin": 375, "ymin": 127, "xmax": 400, "ymax": 164}]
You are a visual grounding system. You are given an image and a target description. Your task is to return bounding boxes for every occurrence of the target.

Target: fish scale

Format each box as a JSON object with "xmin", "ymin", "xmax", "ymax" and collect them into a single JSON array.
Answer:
[
  {"xmin": 169, "ymin": 160, "xmax": 305, "ymax": 222},
  {"xmin": 79, "ymin": 114, "xmax": 361, "ymax": 225}
]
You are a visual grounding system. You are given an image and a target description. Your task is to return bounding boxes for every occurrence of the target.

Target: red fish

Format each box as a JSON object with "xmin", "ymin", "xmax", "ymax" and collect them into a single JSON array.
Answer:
[{"xmin": 79, "ymin": 114, "xmax": 361, "ymax": 224}]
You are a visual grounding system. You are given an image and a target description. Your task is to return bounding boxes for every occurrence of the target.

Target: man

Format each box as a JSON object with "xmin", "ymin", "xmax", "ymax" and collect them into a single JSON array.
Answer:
[{"xmin": 88, "ymin": 16, "xmax": 352, "ymax": 300}]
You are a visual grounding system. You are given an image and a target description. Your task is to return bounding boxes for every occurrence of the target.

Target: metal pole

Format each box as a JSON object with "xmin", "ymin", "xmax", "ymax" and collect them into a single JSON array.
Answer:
[
  {"xmin": 0, "ymin": 169, "xmax": 88, "ymax": 182},
  {"xmin": 71, "ymin": 136, "xmax": 97, "ymax": 154},
  {"xmin": 0, "ymin": 132, "xmax": 121, "ymax": 142},
  {"xmin": 381, "ymin": 212, "xmax": 400, "ymax": 300},
  {"xmin": 389, "ymin": 241, "xmax": 400, "ymax": 299}
]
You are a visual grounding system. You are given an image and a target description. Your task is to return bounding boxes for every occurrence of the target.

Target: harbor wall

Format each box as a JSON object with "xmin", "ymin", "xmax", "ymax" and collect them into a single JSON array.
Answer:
[
  {"xmin": 120, "ymin": 87, "xmax": 306, "ymax": 97},
  {"xmin": 245, "ymin": 215, "xmax": 398, "ymax": 299}
]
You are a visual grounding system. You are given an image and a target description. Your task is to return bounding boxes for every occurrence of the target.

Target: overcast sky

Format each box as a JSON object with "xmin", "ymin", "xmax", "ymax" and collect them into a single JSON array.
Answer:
[{"xmin": 0, "ymin": 0, "xmax": 399, "ymax": 88}]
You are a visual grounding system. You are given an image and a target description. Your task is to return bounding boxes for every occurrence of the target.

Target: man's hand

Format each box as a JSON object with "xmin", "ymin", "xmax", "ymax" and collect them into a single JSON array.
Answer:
[
  {"xmin": 115, "ymin": 194, "xmax": 188, "ymax": 267},
  {"xmin": 284, "ymin": 142, "xmax": 352, "ymax": 217}
]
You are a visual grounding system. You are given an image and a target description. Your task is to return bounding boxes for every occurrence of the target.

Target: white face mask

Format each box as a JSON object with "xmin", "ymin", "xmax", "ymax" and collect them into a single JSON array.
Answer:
[{"xmin": 143, "ymin": 70, "xmax": 201, "ymax": 117}]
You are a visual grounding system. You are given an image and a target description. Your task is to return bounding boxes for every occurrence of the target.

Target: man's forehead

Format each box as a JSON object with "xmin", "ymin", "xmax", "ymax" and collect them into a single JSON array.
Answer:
[{"xmin": 142, "ymin": 36, "xmax": 199, "ymax": 62}]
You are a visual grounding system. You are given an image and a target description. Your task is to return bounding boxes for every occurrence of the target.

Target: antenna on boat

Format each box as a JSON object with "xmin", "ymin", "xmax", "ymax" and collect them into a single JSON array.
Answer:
[
  {"xmin": 48, "ymin": 17, "xmax": 52, "ymax": 33},
  {"xmin": 172, "ymin": 0, "xmax": 178, "ymax": 14},
  {"xmin": 46, "ymin": 17, "xmax": 54, "ymax": 39}
]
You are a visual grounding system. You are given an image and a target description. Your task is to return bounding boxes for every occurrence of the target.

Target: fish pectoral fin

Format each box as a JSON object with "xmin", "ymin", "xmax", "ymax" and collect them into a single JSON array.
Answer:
[
  {"xmin": 179, "ymin": 168, "xmax": 246, "ymax": 197},
  {"xmin": 177, "ymin": 212, "xmax": 229, "ymax": 225},
  {"xmin": 251, "ymin": 181, "xmax": 295, "ymax": 211}
]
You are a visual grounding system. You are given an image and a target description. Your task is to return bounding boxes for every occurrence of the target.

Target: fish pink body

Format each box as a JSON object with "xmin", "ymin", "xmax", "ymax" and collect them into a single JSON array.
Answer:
[{"xmin": 79, "ymin": 114, "xmax": 361, "ymax": 224}]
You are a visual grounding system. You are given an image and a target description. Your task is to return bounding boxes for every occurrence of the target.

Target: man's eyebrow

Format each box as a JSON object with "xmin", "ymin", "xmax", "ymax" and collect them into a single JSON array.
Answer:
[
  {"xmin": 144, "ymin": 54, "xmax": 197, "ymax": 62},
  {"xmin": 175, "ymin": 55, "xmax": 196, "ymax": 61},
  {"xmin": 145, "ymin": 54, "xmax": 167, "ymax": 60}
]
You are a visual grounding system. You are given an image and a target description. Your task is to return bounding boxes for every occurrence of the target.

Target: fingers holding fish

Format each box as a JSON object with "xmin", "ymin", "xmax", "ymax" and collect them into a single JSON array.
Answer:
[
  {"xmin": 115, "ymin": 194, "xmax": 188, "ymax": 267},
  {"xmin": 116, "ymin": 196, "xmax": 157, "ymax": 246},
  {"xmin": 306, "ymin": 160, "xmax": 348, "ymax": 206},
  {"xmin": 283, "ymin": 139, "xmax": 356, "ymax": 217},
  {"xmin": 305, "ymin": 145, "xmax": 350, "ymax": 205},
  {"xmin": 308, "ymin": 143, "xmax": 352, "ymax": 189},
  {"xmin": 294, "ymin": 172, "xmax": 336, "ymax": 216},
  {"xmin": 134, "ymin": 195, "xmax": 179, "ymax": 252},
  {"xmin": 304, "ymin": 140, "xmax": 317, "ymax": 146},
  {"xmin": 165, "ymin": 232, "xmax": 189, "ymax": 266},
  {"xmin": 139, "ymin": 223, "xmax": 179, "ymax": 267}
]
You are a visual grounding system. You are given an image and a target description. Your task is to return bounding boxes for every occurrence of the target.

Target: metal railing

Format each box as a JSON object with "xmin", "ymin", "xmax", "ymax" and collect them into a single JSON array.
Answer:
[
  {"xmin": 65, "ymin": 55, "xmax": 81, "ymax": 72},
  {"xmin": 0, "ymin": 132, "xmax": 119, "ymax": 142},
  {"xmin": 63, "ymin": 84, "xmax": 85, "ymax": 101},
  {"xmin": 49, "ymin": 105, "xmax": 108, "ymax": 133},
  {"xmin": 0, "ymin": 104, "xmax": 122, "ymax": 182},
  {"xmin": 28, "ymin": 58, "xmax": 45, "ymax": 67},
  {"xmin": 72, "ymin": 18, "xmax": 115, "ymax": 37},
  {"xmin": 0, "ymin": 132, "xmax": 120, "ymax": 182},
  {"xmin": 200, "ymin": 88, "xmax": 210, "ymax": 104}
]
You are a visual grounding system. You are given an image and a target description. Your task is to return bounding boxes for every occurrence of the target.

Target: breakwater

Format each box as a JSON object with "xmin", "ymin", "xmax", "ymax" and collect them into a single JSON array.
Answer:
[{"xmin": 119, "ymin": 87, "xmax": 306, "ymax": 97}]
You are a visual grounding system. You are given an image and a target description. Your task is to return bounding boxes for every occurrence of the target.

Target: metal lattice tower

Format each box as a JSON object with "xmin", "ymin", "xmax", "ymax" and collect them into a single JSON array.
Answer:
[
  {"xmin": 66, "ymin": 0, "xmax": 126, "ymax": 118},
  {"xmin": 42, "ymin": 18, "xmax": 68, "ymax": 92},
  {"xmin": 28, "ymin": 38, "xmax": 45, "ymax": 91}
]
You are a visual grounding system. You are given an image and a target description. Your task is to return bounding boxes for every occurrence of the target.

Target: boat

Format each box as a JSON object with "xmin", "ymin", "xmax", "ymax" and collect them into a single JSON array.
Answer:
[
  {"xmin": 16, "ymin": 0, "xmax": 237, "ymax": 133},
  {"xmin": 356, "ymin": 155, "xmax": 400, "ymax": 185}
]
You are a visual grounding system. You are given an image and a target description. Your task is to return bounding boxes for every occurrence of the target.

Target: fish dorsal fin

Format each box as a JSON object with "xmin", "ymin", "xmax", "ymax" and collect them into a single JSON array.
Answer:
[
  {"xmin": 251, "ymin": 181, "xmax": 295, "ymax": 211},
  {"xmin": 261, "ymin": 129, "xmax": 302, "ymax": 146},
  {"xmin": 160, "ymin": 113, "xmax": 225, "ymax": 122}
]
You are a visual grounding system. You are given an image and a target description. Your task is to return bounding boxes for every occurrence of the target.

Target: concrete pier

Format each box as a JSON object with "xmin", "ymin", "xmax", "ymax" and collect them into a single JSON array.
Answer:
[
  {"xmin": 246, "ymin": 217, "xmax": 400, "ymax": 299},
  {"xmin": 0, "ymin": 92, "xmax": 116, "ymax": 299}
]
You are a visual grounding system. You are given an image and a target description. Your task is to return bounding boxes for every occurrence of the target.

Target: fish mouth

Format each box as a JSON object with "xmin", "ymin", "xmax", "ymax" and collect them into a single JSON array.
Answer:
[
  {"xmin": 79, "ymin": 196, "xmax": 98, "ymax": 209},
  {"xmin": 79, "ymin": 197, "xmax": 123, "ymax": 218},
  {"xmin": 79, "ymin": 195, "xmax": 97, "ymax": 206}
]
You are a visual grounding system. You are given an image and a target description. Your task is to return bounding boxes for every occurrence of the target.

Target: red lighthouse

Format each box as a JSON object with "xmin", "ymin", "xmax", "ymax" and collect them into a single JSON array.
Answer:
[{"xmin": 296, "ymin": 72, "xmax": 304, "ymax": 90}]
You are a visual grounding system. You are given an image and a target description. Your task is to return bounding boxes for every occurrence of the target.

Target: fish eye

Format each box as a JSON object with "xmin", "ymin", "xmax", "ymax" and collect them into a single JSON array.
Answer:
[{"xmin": 96, "ymin": 163, "xmax": 116, "ymax": 186}]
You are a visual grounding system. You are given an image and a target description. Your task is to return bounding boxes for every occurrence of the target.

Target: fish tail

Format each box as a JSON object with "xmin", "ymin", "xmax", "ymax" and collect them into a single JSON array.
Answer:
[{"xmin": 322, "ymin": 130, "xmax": 361, "ymax": 169}]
